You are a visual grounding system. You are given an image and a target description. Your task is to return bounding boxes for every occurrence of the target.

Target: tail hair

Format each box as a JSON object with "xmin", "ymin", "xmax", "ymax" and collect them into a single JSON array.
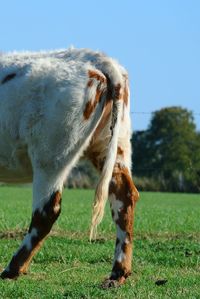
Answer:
[{"xmin": 89, "ymin": 59, "xmax": 125, "ymax": 241}]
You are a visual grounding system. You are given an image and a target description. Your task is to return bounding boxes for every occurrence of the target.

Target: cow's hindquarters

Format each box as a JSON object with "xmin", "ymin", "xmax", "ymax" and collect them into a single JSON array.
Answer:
[{"xmin": 0, "ymin": 65, "xmax": 110, "ymax": 280}]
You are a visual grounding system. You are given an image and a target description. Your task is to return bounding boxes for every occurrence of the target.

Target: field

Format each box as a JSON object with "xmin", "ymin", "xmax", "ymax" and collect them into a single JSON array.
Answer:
[{"xmin": 0, "ymin": 187, "xmax": 199, "ymax": 298}]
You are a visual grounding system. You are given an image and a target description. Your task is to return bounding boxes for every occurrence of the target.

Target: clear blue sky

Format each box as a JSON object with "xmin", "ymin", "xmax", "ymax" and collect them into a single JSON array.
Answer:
[{"xmin": 1, "ymin": 0, "xmax": 200, "ymax": 131}]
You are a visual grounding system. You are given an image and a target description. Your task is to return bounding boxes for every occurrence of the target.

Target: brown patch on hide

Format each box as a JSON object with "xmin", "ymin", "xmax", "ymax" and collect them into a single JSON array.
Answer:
[
  {"xmin": 83, "ymin": 102, "xmax": 92, "ymax": 120},
  {"xmin": 117, "ymin": 146, "xmax": 124, "ymax": 157},
  {"xmin": 83, "ymin": 83, "xmax": 105, "ymax": 120},
  {"xmin": 86, "ymin": 151, "xmax": 104, "ymax": 172},
  {"xmin": 109, "ymin": 164, "xmax": 139, "ymax": 227},
  {"xmin": 112, "ymin": 165, "xmax": 139, "ymax": 201},
  {"xmin": 2, "ymin": 73, "xmax": 16, "ymax": 84},
  {"xmin": 115, "ymin": 84, "xmax": 122, "ymax": 100},
  {"xmin": 29, "ymin": 191, "xmax": 62, "ymax": 236},
  {"xmin": 87, "ymin": 79, "xmax": 93, "ymax": 87},
  {"xmin": 123, "ymin": 74, "xmax": 129, "ymax": 106},
  {"xmin": 123, "ymin": 84, "xmax": 128, "ymax": 107},
  {"xmin": 83, "ymin": 98, "xmax": 98, "ymax": 120},
  {"xmin": 52, "ymin": 191, "xmax": 62, "ymax": 214},
  {"xmin": 88, "ymin": 70, "xmax": 106, "ymax": 83}
]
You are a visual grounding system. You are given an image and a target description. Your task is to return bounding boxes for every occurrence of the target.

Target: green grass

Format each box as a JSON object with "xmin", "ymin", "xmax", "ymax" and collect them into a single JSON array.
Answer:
[{"xmin": 0, "ymin": 187, "xmax": 200, "ymax": 298}]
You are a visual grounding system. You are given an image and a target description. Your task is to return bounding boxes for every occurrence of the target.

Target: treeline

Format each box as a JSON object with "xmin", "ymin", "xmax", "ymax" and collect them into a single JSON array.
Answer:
[
  {"xmin": 67, "ymin": 106, "xmax": 200, "ymax": 193},
  {"xmin": 132, "ymin": 107, "xmax": 200, "ymax": 193}
]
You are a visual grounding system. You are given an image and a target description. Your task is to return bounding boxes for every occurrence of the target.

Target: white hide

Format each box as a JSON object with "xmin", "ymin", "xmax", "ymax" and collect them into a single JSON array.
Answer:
[{"xmin": 0, "ymin": 48, "xmax": 130, "ymax": 215}]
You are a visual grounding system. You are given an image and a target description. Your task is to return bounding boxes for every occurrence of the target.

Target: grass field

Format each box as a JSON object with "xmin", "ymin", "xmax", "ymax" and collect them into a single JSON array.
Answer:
[{"xmin": 0, "ymin": 187, "xmax": 199, "ymax": 298}]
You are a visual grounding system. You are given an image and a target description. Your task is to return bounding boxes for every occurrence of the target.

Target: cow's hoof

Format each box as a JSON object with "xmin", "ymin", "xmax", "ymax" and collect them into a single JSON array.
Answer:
[
  {"xmin": 0, "ymin": 269, "xmax": 19, "ymax": 280},
  {"xmin": 101, "ymin": 276, "xmax": 126, "ymax": 289}
]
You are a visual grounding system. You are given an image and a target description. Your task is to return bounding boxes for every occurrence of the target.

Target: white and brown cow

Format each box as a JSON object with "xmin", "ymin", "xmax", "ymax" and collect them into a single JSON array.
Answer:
[{"xmin": 0, "ymin": 48, "xmax": 139, "ymax": 287}]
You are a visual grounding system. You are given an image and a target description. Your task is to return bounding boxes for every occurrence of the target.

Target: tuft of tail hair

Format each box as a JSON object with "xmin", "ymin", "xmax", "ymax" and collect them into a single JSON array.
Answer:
[{"xmin": 89, "ymin": 59, "xmax": 124, "ymax": 241}]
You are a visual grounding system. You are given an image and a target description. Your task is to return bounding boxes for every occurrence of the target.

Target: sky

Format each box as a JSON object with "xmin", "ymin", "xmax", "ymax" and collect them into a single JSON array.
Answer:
[{"xmin": 1, "ymin": 0, "xmax": 200, "ymax": 131}]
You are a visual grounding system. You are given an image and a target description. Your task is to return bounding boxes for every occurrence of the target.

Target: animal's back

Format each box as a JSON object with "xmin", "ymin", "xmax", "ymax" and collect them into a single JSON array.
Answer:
[{"xmin": 0, "ymin": 48, "xmax": 127, "ymax": 183}]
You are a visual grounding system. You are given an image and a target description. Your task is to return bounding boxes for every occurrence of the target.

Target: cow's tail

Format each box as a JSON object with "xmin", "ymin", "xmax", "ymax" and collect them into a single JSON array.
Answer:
[{"xmin": 90, "ymin": 59, "xmax": 125, "ymax": 241}]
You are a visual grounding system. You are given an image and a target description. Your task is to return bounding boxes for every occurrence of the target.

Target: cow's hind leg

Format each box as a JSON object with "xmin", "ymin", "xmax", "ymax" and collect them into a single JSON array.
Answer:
[
  {"xmin": 87, "ymin": 141, "xmax": 139, "ymax": 288},
  {"xmin": 1, "ymin": 170, "xmax": 63, "ymax": 279},
  {"xmin": 102, "ymin": 162, "xmax": 139, "ymax": 288}
]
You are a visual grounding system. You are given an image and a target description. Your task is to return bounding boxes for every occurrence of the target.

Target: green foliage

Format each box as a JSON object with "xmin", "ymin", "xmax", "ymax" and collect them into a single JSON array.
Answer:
[
  {"xmin": 0, "ymin": 187, "xmax": 200, "ymax": 298},
  {"xmin": 132, "ymin": 107, "xmax": 200, "ymax": 192}
]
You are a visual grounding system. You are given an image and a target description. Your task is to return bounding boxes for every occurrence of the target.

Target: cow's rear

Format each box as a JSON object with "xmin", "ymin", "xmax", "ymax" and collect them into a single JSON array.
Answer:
[{"xmin": 0, "ymin": 48, "xmax": 139, "ymax": 288}]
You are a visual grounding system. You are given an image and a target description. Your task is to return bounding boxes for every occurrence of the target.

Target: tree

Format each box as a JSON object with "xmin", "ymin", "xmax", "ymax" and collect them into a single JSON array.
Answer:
[{"xmin": 132, "ymin": 107, "xmax": 200, "ymax": 192}]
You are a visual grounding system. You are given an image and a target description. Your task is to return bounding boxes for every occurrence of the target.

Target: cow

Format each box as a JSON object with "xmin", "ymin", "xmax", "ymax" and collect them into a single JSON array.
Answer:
[{"xmin": 0, "ymin": 48, "xmax": 139, "ymax": 288}]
